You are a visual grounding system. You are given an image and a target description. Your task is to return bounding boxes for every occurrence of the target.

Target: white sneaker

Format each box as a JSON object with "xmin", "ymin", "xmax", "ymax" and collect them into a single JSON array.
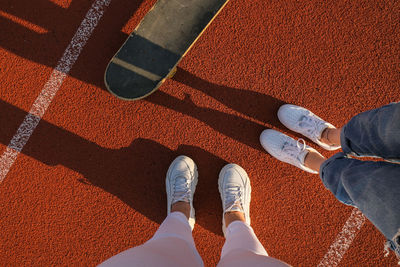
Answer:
[
  {"xmin": 218, "ymin": 164, "xmax": 251, "ymax": 236},
  {"xmin": 260, "ymin": 129, "xmax": 323, "ymax": 174},
  {"xmin": 277, "ymin": 104, "xmax": 341, "ymax": 151},
  {"xmin": 166, "ymin": 155, "xmax": 198, "ymax": 230}
]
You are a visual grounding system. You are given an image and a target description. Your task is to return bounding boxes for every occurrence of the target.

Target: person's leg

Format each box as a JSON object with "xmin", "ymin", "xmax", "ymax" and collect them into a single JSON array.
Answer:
[
  {"xmin": 260, "ymin": 130, "xmax": 400, "ymax": 260},
  {"xmin": 217, "ymin": 164, "xmax": 290, "ymax": 267},
  {"xmin": 277, "ymin": 102, "xmax": 400, "ymax": 160},
  {"xmin": 260, "ymin": 129, "xmax": 326, "ymax": 174},
  {"xmin": 99, "ymin": 211, "xmax": 203, "ymax": 267},
  {"xmin": 319, "ymin": 153, "xmax": 400, "ymax": 260},
  {"xmin": 98, "ymin": 156, "xmax": 203, "ymax": 267},
  {"xmin": 221, "ymin": 220, "xmax": 267, "ymax": 258},
  {"xmin": 339, "ymin": 102, "xmax": 400, "ymax": 161},
  {"xmin": 277, "ymin": 104, "xmax": 341, "ymax": 151},
  {"xmin": 218, "ymin": 221, "xmax": 291, "ymax": 267}
]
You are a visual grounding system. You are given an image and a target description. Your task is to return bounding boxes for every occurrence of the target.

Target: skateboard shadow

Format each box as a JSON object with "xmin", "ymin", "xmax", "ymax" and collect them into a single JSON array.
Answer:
[
  {"xmin": 0, "ymin": 0, "xmax": 145, "ymax": 89},
  {"xmin": 0, "ymin": 99, "xmax": 226, "ymax": 236}
]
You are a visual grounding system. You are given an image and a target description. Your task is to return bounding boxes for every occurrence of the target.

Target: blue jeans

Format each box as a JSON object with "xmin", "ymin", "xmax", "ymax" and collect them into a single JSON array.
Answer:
[{"xmin": 320, "ymin": 102, "xmax": 400, "ymax": 258}]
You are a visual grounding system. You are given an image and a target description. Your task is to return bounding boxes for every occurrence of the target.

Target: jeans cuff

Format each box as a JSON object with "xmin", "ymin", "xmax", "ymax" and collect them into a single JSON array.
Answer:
[
  {"xmin": 384, "ymin": 229, "xmax": 400, "ymax": 264},
  {"xmin": 318, "ymin": 152, "xmax": 356, "ymax": 206},
  {"xmin": 319, "ymin": 153, "xmax": 345, "ymax": 185},
  {"xmin": 339, "ymin": 125, "xmax": 353, "ymax": 155}
]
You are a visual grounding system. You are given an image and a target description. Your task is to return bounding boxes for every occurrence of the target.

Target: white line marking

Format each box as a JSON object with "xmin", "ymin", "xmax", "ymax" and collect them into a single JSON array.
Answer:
[
  {"xmin": 318, "ymin": 208, "xmax": 366, "ymax": 267},
  {"xmin": 0, "ymin": 3, "xmax": 367, "ymax": 265},
  {"xmin": 0, "ymin": 0, "xmax": 111, "ymax": 184}
]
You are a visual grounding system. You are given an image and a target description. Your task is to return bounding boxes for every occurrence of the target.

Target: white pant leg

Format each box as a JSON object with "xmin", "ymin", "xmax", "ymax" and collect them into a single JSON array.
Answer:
[
  {"xmin": 218, "ymin": 221, "xmax": 290, "ymax": 267},
  {"xmin": 99, "ymin": 212, "xmax": 204, "ymax": 267}
]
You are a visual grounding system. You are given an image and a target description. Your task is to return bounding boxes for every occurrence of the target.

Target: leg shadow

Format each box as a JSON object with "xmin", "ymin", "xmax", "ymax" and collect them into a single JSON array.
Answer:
[
  {"xmin": 146, "ymin": 91, "xmax": 267, "ymax": 151},
  {"xmin": 0, "ymin": 99, "xmax": 226, "ymax": 235},
  {"xmin": 173, "ymin": 67, "xmax": 287, "ymax": 128},
  {"xmin": 0, "ymin": 0, "xmax": 145, "ymax": 88}
]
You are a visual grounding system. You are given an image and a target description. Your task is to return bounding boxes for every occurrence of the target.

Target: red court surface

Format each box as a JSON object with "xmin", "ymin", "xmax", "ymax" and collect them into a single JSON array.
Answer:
[{"xmin": 0, "ymin": 0, "xmax": 399, "ymax": 266}]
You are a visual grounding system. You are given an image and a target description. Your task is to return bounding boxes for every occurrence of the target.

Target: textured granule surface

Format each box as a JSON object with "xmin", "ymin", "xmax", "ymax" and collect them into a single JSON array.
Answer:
[{"xmin": 0, "ymin": 0, "xmax": 399, "ymax": 266}]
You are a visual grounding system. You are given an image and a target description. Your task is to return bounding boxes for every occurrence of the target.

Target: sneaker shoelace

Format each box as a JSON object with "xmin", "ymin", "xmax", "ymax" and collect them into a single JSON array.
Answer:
[
  {"xmin": 296, "ymin": 115, "xmax": 325, "ymax": 140},
  {"xmin": 281, "ymin": 138, "xmax": 306, "ymax": 163},
  {"xmin": 224, "ymin": 185, "xmax": 243, "ymax": 213},
  {"xmin": 172, "ymin": 176, "xmax": 191, "ymax": 204}
]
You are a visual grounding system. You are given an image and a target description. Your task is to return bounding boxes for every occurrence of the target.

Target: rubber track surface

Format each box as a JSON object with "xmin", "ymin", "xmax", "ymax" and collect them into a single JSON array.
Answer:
[{"xmin": 0, "ymin": 0, "xmax": 399, "ymax": 265}]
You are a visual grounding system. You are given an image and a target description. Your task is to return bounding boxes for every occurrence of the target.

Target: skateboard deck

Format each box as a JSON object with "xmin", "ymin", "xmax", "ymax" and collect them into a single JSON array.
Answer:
[{"xmin": 105, "ymin": 0, "xmax": 229, "ymax": 100}]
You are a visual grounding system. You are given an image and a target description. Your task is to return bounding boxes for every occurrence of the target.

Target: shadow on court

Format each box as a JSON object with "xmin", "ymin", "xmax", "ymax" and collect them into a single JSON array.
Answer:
[
  {"xmin": 0, "ymin": 0, "xmax": 147, "ymax": 88},
  {"xmin": 144, "ymin": 67, "xmax": 287, "ymax": 151},
  {"xmin": 0, "ymin": 99, "xmax": 226, "ymax": 235}
]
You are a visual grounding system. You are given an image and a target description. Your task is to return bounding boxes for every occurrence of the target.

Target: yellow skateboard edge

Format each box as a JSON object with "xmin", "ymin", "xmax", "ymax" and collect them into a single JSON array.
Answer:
[{"xmin": 181, "ymin": 0, "xmax": 231, "ymax": 59}]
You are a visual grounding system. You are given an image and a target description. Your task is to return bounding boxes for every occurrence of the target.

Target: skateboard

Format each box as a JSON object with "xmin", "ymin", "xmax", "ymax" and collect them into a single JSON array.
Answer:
[{"xmin": 104, "ymin": 0, "xmax": 230, "ymax": 100}]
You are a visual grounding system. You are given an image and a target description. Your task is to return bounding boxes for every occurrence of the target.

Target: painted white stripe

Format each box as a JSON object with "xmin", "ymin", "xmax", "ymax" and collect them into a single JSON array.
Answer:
[
  {"xmin": 0, "ymin": 0, "xmax": 111, "ymax": 183},
  {"xmin": 318, "ymin": 208, "xmax": 366, "ymax": 267},
  {"xmin": 0, "ymin": 3, "xmax": 368, "ymax": 266}
]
